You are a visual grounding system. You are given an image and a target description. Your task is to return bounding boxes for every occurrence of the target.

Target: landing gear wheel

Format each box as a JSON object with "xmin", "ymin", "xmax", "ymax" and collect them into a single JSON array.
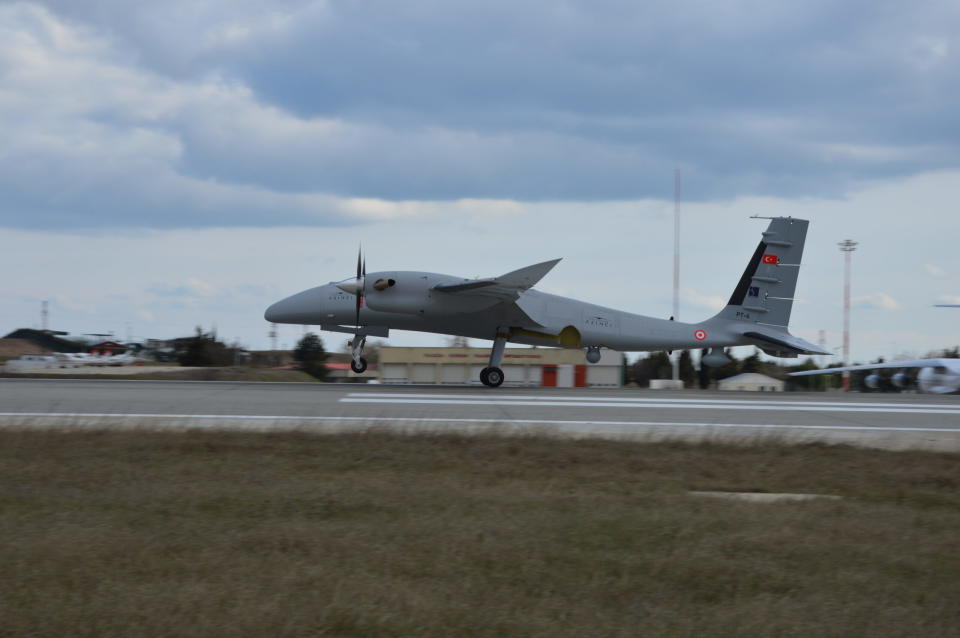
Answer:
[
  {"xmin": 350, "ymin": 357, "xmax": 368, "ymax": 374},
  {"xmin": 480, "ymin": 366, "xmax": 504, "ymax": 388}
]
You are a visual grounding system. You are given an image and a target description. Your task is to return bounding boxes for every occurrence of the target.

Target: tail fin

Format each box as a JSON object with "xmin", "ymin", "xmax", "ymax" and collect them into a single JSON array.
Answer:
[
  {"xmin": 714, "ymin": 216, "xmax": 808, "ymax": 328},
  {"xmin": 708, "ymin": 217, "xmax": 828, "ymax": 357}
]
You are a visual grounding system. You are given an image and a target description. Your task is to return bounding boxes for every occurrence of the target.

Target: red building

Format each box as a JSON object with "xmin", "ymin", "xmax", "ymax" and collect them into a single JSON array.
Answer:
[{"xmin": 89, "ymin": 341, "xmax": 128, "ymax": 355}]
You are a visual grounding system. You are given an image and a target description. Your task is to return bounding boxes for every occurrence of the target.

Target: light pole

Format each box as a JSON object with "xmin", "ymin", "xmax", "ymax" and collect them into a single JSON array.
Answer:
[{"xmin": 838, "ymin": 239, "xmax": 858, "ymax": 391}]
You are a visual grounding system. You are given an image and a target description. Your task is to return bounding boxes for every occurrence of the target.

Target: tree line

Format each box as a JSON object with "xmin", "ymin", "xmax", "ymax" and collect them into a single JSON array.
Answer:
[{"xmin": 628, "ymin": 349, "xmax": 829, "ymax": 390}]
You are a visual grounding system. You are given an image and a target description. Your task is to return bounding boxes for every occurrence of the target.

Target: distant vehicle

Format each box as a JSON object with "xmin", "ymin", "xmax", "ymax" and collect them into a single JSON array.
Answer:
[{"xmin": 266, "ymin": 217, "xmax": 828, "ymax": 387}]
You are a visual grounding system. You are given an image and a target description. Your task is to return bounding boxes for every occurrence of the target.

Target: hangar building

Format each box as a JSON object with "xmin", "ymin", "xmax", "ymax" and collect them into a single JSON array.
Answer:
[
  {"xmin": 379, "ymin": 346, "xmax": 623, "ymax": 387},
  {"xmin": 717, "ymin": 372, "xmax": 785, "ymax": 392}
]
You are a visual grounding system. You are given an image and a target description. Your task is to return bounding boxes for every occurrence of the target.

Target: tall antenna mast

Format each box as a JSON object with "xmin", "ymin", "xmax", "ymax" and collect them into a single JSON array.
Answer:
[
  {"xmin": 41, "ymin": 300, "xmax": 49, "ymax": 332},
  {"xmin": 838, "ymin": 239, "xmax": 858, "ymax": 391},
  {"xmin": 672, "ymin": 168, "xmax": 681, "ymax": 382}
]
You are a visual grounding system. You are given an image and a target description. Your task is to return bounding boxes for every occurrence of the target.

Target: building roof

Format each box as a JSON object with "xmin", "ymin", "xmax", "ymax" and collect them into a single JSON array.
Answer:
[{"xmin": 718, "ymin": 373, "xmax": 784, "ymax": 384}]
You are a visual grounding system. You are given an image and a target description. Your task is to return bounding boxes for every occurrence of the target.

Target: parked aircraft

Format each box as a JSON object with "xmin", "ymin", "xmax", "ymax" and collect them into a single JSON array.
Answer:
[
  {"xmin": 790, "ymin": 359, "xmax": 960, "ymax": 394},
  {"xmin": 791, "ymin": 306, "xmax": 959, "ymax": 394},
  {"xmin": 265, "ymin": 216, "xmax": 828, "ymax": 387}
]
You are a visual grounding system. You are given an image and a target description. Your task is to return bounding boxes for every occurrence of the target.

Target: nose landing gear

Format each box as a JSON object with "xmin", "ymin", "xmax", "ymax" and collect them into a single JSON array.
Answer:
[{"xmin": 349, "ymin": 336, "xmax": 368, "ymax": 374}]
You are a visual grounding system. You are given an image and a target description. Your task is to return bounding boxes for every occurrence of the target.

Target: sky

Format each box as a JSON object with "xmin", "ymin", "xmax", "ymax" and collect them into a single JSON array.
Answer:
[{"xmin": 1, "ymin": 0, "xmax": 958, "ymax": 362}]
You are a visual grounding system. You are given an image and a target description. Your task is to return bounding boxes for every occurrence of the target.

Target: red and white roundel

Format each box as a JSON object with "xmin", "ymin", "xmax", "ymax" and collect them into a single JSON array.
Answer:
[{"xmin": 694, "ymin": 329, "xmax": 708, "ymax": 341}]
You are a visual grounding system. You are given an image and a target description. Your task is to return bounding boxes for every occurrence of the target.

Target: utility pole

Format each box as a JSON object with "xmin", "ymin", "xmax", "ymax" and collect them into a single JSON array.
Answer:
[
  {"xmin": 817, "ymin": 329, "xmax": 827, "ymax": 369},
  {"xmin": 838, "ymin": 239, "xmax": 858, "ymax": 391},
  {"xmin": 672, "ymin": 168, "xmax": 681, "ymax": 382}
]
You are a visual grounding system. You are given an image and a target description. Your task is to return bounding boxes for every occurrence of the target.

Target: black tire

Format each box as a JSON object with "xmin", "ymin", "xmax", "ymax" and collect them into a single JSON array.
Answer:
[
  {"xmin": 479, "ymin": 367, "xmax": 490, "ymax": 386},
  {"xmin": 484, "ymin": 366, "xmax": 504, "ymax": 388},
  {"xmin": 351, "ymin": 357, "xmax": 368, "ymax": 374}
]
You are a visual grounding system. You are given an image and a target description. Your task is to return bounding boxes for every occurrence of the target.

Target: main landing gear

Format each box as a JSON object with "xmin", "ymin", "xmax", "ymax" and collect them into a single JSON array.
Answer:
[
  {"xmin": 350, "ymin": 336, "xmax": 367, "ymax": 374},
  {"xmin": 479, "ymin": 331, "xmax": 508, "ymax": 387}
]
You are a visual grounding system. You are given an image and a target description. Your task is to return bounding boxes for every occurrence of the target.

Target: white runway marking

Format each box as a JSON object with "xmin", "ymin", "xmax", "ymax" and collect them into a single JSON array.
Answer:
[
  {"xmin": 340, "ymin": 394, "xmax": 960, "ymax": 415},
  {"xmin": 2, "ymin": 412, "xmax": 960, "ymax": 433},
  {"xmin": 351, "ymin": 392, "xmax": 960, "ymax": 410}
]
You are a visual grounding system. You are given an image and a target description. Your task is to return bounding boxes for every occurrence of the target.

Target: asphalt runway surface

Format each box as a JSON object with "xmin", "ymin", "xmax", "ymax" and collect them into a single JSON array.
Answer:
[{"xmin": 2, "ymin": 378, "xmax": 959, "ymax": 450}]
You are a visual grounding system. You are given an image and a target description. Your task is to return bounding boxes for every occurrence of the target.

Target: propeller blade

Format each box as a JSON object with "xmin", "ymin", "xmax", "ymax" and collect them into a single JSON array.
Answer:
[{"xmin": 355, "ymin": 246, "xmax": 363, "ymax": 326}]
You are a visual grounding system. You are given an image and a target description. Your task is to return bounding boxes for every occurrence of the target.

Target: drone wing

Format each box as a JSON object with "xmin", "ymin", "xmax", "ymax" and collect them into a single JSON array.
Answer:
[{"xmin": 433, "ymin": 259, "xmax": 561, "ymax": 300}]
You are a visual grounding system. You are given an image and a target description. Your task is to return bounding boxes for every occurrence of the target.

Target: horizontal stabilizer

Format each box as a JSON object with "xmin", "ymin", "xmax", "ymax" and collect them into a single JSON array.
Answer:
[{"xmin": 742, "ymin": 330, "xmax": 831, "ymax": 356}]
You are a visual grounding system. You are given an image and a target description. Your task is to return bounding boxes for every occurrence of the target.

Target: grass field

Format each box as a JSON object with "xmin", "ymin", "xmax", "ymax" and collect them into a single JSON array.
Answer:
[{"xmin": 2, "ymin": 428, "xmax": 958, "ymax": 637}]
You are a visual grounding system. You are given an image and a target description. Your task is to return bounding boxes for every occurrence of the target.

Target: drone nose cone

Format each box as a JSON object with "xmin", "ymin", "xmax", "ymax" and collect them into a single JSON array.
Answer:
[
  {"xmin": 264, "ymin": 287, "xmax": 324, "ymax": 324},
  {"xmin": 263, "ymin": 300, "xmax": 288, "ymax": 323}
]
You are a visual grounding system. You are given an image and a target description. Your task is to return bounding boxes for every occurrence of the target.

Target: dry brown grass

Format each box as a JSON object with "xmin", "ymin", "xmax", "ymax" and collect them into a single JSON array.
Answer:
[
  {"xmin": 2, "ymin": 428, "xmax": 958, "ymax": 637},
  {"xmin": 0, "ymin": 367, "xmax": 318, "ymax": 382}
]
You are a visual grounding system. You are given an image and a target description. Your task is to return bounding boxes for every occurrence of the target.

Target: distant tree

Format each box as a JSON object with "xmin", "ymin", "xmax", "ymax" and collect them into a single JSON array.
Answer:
[
  {"xmin": 710, "ymin": 350, "xmax": 741, "ymax": 382},
  {"xmin": 630, "ymin": 351, "xmax": 673, "ymax": 386},
  {"xmin": 786, "ymin": 357, "xmax": 828, "ymax": 391},
  {"xmin": 678, "ymin": 350, "xmax": 696, "ymax": 387},
  {"xmin": 740, "ymin": 352, "xmax": 762, "ymax": 373},
  {"xmin": 295, "ymin": 333, "xmax": 329, "ymax": 380},
  {"xmin": 176, "ymin": 327, "xmax": 234, "ymax": 366}
]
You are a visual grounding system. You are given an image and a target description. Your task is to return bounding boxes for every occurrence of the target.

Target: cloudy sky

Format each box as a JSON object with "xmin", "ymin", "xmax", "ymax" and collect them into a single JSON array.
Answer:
[{"xmin": 1, "ymin": 0, "xmax": 958, "ymax": 361}]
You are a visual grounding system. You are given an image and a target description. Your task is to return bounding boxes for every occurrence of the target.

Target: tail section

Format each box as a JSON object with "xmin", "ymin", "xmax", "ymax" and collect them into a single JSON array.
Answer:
[
  {"xmin": 715, "ymin": 217, "xmax": 807, "ymax": 328},
  {"xmin": 709, "ymin": 217, "xmax": 829, "ymax": 357}
]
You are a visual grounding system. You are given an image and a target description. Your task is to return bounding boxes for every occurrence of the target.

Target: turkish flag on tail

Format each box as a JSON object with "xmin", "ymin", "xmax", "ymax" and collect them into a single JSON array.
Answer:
[{"xmin": 762, "ymin": 254, "xmax": 779, "ymax": 265}]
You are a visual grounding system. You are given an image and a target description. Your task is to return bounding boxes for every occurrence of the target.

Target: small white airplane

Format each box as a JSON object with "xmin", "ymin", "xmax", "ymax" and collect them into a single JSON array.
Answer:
[
  {"xmin": 790, "ymin": 306, "xmax": 960, "ymax": 394},
  {"xmin": 57, "ymin": 351, "xmax": 143, "ymax": 367},
  {"xmin": 266, "ymin": 216, "xmax": 829, "ymax": 386}
]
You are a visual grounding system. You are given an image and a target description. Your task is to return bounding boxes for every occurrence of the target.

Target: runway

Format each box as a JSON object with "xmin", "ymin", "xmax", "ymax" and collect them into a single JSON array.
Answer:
[{"xmin": 2, "ymin": 379, "xmax": 959, "ymax": 450}]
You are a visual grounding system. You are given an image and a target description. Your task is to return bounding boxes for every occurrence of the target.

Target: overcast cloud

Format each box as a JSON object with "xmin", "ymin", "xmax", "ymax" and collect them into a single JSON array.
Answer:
[
  {"xmin": 1, "ymin": 1, "xmax": 958, "ymax": 361},
  {"xmin": 1, "ymin": 0, "xmax": 958, "ymax": 229}
]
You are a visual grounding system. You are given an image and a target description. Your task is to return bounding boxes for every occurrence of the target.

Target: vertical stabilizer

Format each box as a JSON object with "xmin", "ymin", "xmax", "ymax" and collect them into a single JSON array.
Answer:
[{"xmin": 714, "ymin": 217, "xmax": 808, "ymax": 328}]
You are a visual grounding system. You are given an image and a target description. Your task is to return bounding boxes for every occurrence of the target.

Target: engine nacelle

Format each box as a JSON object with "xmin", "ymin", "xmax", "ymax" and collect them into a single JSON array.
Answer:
[
  {"xmin": 891, "ymin": 372, "xmax": 910, "ymax": 389},
  {"xmin": 865, "ymin": 373, "xmax": 882, "ymax": 389},
  {"xmin": 364, "ymin": 285, "xmax": 427, "ymax": 315}
]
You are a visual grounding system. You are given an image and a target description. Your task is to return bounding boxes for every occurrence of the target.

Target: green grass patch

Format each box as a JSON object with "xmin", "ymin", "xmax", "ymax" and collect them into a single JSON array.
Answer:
[{"xmin": 1, "ymin": 429, "xmax": 958, "ymax": 637}]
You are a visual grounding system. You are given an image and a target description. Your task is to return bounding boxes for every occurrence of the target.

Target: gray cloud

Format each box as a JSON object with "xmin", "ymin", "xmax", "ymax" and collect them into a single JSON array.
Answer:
[{"xmin": 2, "ymin": 0, "xmax": 959, "ymax": 229}]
